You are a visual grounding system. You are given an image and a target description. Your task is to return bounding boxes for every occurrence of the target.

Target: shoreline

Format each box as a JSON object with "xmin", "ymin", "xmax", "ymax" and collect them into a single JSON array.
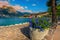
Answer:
[{"xmin": 0, "ymin": 22, "xmax": 29, "ymax": 27}]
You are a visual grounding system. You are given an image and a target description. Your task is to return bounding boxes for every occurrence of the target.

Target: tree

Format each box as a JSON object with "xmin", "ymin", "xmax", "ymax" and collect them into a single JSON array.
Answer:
[
  {"xmin": 46, "ymin": 0, "xmax": 57, "ymax": 40},
  {"xmin": 52, "ymin": 0, "xmax": 57, "ymax": 26},
  {"xmin": 57, "ymin": 4, "xmax": 60, "ymax": 16},
  {"xmin": 48, "ymin": 3, "xmax": 60, "ymax": 16},
  {"xmin": 47, "ymin": 0, "xmax": 58, "ymax": 27}
]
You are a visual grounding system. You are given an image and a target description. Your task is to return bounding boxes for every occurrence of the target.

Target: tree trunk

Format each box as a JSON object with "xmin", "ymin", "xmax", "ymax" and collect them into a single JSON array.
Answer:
[
  {"xmin": 51, "ymin": 0, "xmax": 57, "ymax": 27},
  {"xmin": 43, "ymin": 0, "xmax": 57, "ymax": 40},
  {"xmin": 47, "ymin": 0, "xmax": 57, "ymax": 40}
]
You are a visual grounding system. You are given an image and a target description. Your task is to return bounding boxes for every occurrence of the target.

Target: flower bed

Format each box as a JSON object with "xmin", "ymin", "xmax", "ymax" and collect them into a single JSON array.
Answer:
[
  {"xmin": 29, "ymin": 16, "xmax": 51, "ymax": 40},
  {"xmin": 29, "ymin": 17, "xmax": 51, "ymax": 31}
]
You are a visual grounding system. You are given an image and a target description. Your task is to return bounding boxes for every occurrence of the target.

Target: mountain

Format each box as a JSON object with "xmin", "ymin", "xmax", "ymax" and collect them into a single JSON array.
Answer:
[{"xmin": 0, "ymin": 6, "xmax": 31, "ymax": 18}]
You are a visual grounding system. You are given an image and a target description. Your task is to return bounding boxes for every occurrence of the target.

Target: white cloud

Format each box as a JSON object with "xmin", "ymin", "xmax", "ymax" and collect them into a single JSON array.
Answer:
[
  {"xmin": 12, "ymin": 5, "xmax": 24, "ymax": 10},
  {"xmin": 32, "ymin": 4, "xmax": 36, "ymax": 6},
  {"xmin": 12, "ymin": 5, "xmax": 32, "ymax": 13},
  {"xmin": 0, "ymin": 1, "xmax": 32, "ymax": 13},
  {"xmin": 0, "ymin": 1, "xmax": 9, "ymax": 7},
  {"xmin": 22, "ymin": 10, "xmax": 32, "ymax": 13},
  {"xmin": 26, "ymin": 10, "xmax": 32, "ymax": 13},
  {"xmin": 24, "ymin": 6, "xmax": 28, "ymax": 9}
]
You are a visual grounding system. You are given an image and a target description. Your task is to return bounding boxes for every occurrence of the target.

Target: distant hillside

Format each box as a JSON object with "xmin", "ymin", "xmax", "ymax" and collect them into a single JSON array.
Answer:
[{"xmin": 0, "ymin": 5, "xmax": 30, "ymax": 18}]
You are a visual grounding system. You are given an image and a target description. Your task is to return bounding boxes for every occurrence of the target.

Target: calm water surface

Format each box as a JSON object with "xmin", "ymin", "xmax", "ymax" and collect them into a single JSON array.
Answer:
[{"xmin": 0, "ymin": 18, "xmax": 30, "ymax": 26}]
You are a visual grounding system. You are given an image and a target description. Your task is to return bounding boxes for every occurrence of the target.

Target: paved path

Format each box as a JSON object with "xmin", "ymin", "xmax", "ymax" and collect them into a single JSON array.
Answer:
[
  {"xmin": 43, "ymin": 23, "xmax": 60, "ymax": 40},
  {"xmin": 0, "ymin": 23, "xmax": 30, "ymax": 40},
  {"xmin": 53, "ymin": 25, "xmax": 60, "ymax": 40}
]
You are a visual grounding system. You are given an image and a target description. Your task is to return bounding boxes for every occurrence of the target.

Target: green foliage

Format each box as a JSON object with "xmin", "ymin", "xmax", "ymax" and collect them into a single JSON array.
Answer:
[
  {"xmin": 47, "ymin": 0, "xmax": 52, "ymax": 7},
  {"xmin": 47, "ymin": 7, "xmax": 52, "ymax": 15},
  {"xmin": 57, "ymin": 4, "xmax": 60, "ymax": 16},
  {"xmin": 47, "ymin": 0, "xmax": 58, "ymax": 7},
  {"xmin": 31, "ymin": 17, "xmax": 51, "ymax": 30},
  {"xmin": 48, "ymin": 4, "xmax": 60, "ymax": 16},
  {"xmin": 31, "ymin": 18, "xmax": 36, "ymax": 25},
  {"xmin": 47, "ymin": 0, "xmax": 60, "ymax": 16},
  {"xmin": 40, "ymin": 17, "xmax": 50, "ymax": 29}
]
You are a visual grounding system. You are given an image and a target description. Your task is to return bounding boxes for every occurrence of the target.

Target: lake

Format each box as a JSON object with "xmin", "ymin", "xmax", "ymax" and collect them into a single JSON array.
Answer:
[{"xmin": 0, "ymin": 18, "xmax": 30, "ymax": 26}]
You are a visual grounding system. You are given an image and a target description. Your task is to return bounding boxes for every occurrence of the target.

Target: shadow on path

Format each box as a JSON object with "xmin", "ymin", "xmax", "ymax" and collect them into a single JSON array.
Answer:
[{"xmin": 20, "ymin": 27, "xmax": 30, "ymax": 39}]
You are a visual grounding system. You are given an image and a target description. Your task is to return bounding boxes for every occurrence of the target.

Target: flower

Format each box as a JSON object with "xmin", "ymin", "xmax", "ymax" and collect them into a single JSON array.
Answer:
[{"xmin": 29, "ymin": 17, "xmax": 51, "ymax": 31}]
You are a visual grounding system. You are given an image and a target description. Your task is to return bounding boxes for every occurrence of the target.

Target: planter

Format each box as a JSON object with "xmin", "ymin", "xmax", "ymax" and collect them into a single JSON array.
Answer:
[{"xmin": 30, "ymin": 27, "xmax": 49, "ymax": 40}]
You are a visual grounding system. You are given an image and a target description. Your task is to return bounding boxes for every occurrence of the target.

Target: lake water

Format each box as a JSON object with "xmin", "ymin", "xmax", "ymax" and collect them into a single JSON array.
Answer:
[{"xmin": 0, "ymin": 18, "xmax": 30, "ymax": 26}]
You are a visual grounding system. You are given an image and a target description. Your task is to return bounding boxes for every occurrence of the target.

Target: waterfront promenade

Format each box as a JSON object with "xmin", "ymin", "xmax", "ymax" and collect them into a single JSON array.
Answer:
[
  {"xmin": 0, "ymin": 23, "xmax": 30, "ymax": 40},
  {"xmin": 44, "ymin": 22, "xmax": 60, "ymax": 40},
  {"xmin": 53, "ymin": 25, "xmax": 60, "ymax": 40},
  {"xmin": 0, "ymin": 22, "xmax": 60, "ymax": 40}
]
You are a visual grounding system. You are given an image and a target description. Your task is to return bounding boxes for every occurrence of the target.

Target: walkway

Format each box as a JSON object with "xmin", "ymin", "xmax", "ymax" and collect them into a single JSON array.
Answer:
[
  {"xmin": 53, "ymin": 25, "xmax": 60, "ymax": 40},
  {"xmin": 43, "ymin": 23, "xmax": 60, "ymax": 40},
  {"xmin": 0, "ymin": 23, "xmax": 30, "ymax": 40}
]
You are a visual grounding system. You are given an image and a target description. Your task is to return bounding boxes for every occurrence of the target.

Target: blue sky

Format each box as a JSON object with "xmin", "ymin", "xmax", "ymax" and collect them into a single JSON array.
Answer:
[{"xmin": 1, "ymin": 0, "xmax": 48, "ymax": 13}]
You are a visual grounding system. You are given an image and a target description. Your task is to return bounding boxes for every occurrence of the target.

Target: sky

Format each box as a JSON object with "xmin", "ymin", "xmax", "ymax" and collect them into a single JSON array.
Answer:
[{"xmin": 0, "ymin": 0, "xmax": 48, "ymax": 13}]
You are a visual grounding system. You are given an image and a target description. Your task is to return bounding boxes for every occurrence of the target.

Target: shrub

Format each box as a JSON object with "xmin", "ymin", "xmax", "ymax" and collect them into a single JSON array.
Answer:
[{"xmin": 29, "ymin": 17, "xmax": 51, "ymax": 31}]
